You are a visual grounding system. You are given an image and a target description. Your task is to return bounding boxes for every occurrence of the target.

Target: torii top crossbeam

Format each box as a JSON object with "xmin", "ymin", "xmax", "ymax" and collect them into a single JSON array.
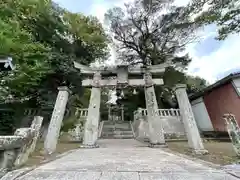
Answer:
[
  {"xmin": 74, "ymin": 62, "xmax": 168, "ymax": 75},
  {"xmin": 74, "ymin": 62, "xmax": 169, "ymax": 87}
]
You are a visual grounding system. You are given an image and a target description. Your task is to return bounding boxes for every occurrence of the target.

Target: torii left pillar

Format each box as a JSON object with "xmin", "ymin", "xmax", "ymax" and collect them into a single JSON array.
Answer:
[{"xmin": 81, "ymin": 72, "xmax": 101, "ymax": 148}]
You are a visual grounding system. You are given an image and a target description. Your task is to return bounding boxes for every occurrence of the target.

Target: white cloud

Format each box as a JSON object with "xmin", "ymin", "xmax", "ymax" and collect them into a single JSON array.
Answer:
[
  {"xmin": 174, "ymin": 0, "xmax": 190, "ymax": 6},
  {"xmin": 90, "ymin": 3, "xmax": 108, "ymax": 23},
  {"xmin": 90, "ymin": 0, "xmax": 134, "ymax": 23},
  {"xmin": 187, "ymin": 34, "xmax": 240, "ymax": 84},
  {"xmin": 90, "ymin": 0, "xmax": 135, "ymax": 65}
]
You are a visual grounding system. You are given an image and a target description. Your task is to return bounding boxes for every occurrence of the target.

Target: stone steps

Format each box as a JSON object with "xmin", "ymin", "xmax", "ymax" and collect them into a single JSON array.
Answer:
[
  {"xmin": 102, "ymin": 128, "xmax": 132, "ymax": 131},
  {"xmin": 101, "ymin": 131, "xmax": 133, "ymax": 135},
  {"xmin": 101, "ymin": 135, "xmax": 134, "ymax": 139},
  {"xmin": 100, "ymin": 121, "xmax": 134, "ymax": 139},
  {"xmin": 101, "ymin": 133, "xmax": 134, "ymax": 139}
]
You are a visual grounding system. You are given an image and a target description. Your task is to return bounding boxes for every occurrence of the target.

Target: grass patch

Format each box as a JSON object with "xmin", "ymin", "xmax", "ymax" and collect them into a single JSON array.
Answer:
[
  {"xmin": 25, "ymin": 141, "xmax": 80, "ymax": 167},
  {"xmin": 167, "ymin": 140, "xmax": 239, "ymax": 165}
]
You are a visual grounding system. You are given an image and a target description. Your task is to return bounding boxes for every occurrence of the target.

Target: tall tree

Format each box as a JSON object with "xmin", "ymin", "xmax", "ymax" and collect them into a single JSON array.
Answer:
[
  {"xmin": 105, "ymin": 0, "xmax": 206, "ymax": 113},
  {"xmin": 105, "ymin": 0, "xmax": 196, "ymax": 66},
  {"xmin": 190, "ymin": 0, "xmax": 240, "ymax": 40}
]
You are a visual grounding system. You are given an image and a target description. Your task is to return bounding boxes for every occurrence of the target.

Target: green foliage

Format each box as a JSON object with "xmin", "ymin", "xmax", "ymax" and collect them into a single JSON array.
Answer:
[
  {"xmin": 61, "ymin": 115, "xmax": 86, "ymax": 132},
  {"xmin": 116, "ymin": 67, "xmax": 208, "ymax": 112},
  {"xmin": 0, "ymin": 17, "xmax": 51, "ymax": 98},
  {"xmin": 0, "ymin": 0, "xmax": 108, "ymax": 131},
  {"xmin": 0, "ymin": 111, "xmax": 15, "ymax": 135},
  {"xmin": 190, "ymin": 0, "xmax": 240, "ymax": 40},
  {"xmin": 186, "ymin": 75, "xmax": 208, "ymax": 94},
  {"xmin": 159, "ymin": 67, "xmax": 208, "ymax": 107},
  {"xmin": 0, "ymin": 0, "xmax": 108, "ymax": 108},
  {"xmin": 63, "ymin": 12, "xmax": 109, "ymax": 63},
  {"xmin": 61, "ymin": 115, "xmax": 76, "ymax": 132}
]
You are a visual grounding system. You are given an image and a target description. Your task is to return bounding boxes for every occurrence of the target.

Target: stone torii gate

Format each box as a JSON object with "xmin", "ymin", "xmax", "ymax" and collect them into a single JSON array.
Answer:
[
  {"xmin": 44, "ymin": 62, "xmax": 207, "ymax": 154},
  {"xmin": 74, "ymin": 62, "xmax": 168, "ymax": 148}
]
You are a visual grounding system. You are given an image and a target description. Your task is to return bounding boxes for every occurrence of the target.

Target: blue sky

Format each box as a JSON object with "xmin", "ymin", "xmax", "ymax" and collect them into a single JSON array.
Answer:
[
  {"xmin": 54, "ymin": 0, "xmax": 94, "ymax": 14},
  {"xmin": 54, "ymin": 0, "xmax": 240, "ymax": 84}
]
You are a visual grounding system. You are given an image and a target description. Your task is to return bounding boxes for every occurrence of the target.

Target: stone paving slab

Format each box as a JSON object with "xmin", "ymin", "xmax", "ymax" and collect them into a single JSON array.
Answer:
[
  {"xmin": 100, "ymin": 172, "xmax": 139, "ymax": 180},
  {"xmin": 139, "ymin": 172, "xmax": 238, "ymax": 180},
  {"xmin": 17, "ymin": 171, "xmax": 239, "ymax": 180},
  {"xmin": 13, "ymin": 139, "xmax": 239, "ymax": 180},
  {"xmin": 18, "ymin": 171, "xmax": 101, "ymax": 180},
  {"xmin": 223, "ymin": 164, "xmax": 240, "ymax": 178}
]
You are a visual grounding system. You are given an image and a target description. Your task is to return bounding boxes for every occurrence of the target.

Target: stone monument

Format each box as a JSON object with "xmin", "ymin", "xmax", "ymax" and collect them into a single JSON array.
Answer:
[{"xmin": 44, "ymin": 86, "xmax": 71, "ymax": 155}]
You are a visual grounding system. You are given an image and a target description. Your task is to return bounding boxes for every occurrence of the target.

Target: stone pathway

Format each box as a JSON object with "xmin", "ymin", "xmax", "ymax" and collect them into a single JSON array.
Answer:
[{"xmin": 16, "ymin": 139, "xmax": 238, "ymax": 179}]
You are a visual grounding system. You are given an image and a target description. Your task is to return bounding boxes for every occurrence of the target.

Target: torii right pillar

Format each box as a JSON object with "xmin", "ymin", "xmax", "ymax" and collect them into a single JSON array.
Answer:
[
  {"xmin": 144, "ymin": 71, "xmax": 166, "ymax": 148},
  {"xmin": 174, "ymin": 84, "xmax": 208, "ymax": 154},
  {"xmin": 81, "ymin": 72, "xmax": 101, "ymax": 148}
]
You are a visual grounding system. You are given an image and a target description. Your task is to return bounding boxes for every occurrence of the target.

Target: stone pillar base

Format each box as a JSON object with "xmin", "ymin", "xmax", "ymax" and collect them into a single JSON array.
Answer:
[
  {"xmin": 79, "ymin": 144, "xmax": 99, "ymax": 149},
  {"xmin": 148, "ymin": 143, "xmax": 168, "ymax": 148},
  {"xmin": 192, "ymin": 149, "xmax": 208, "ymax": 155},
  {"xmin": 43, "ymin": 152, "xmax": 59, "ymax": 160}
]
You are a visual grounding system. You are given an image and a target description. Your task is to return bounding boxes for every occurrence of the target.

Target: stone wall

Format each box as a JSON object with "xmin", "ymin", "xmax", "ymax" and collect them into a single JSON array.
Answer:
[
  {"xmin": 132, "ymin": 109, "xmax": 186, "ymax": 141},
  {"xmin": 132, "ymin": 116, "xmax": 150, "ymax": 142}
]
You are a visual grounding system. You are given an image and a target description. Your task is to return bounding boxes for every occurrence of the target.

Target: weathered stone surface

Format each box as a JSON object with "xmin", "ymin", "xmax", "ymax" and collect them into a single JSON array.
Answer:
[
  {"xmin": 144, "ymin": 71, "xmax": 165, "ymax": 146},
  {"xmin": 1, "ymin": 167, "xmax": 34, "ymax": 180},
  {"xmin": 100, "ymin": 172, "xmax": 139, "ymax": 180},
  {"xmin": 0, "ymin": 150, "xmax": 17, "ymax": 177},
  {"xmin": 14, "ymin": 128, "xmax": 35, "ymax": 167},
  {"xmin": 117, "ymin": 65, "xmax": 128, "ymax": 84},
  {"xmin": 67, "ymin": 124, "xmax": 84, "ymax": 142},
  {"xmin": 17, "ymin": 171, "xmax": 102, "ymax": 180},
  {"xmin": 83, "ymin": 72, "xmax": 101, "ymax": 147},
  {"xmin": 174, "ymin": 84, "xmax": 207, "ymax": 154},
  {"xmin": 79, "ymin": 144, "xmax": 100, "ymax": 149},
  {"xmin": 13, "ymin": 117, "xmax": 43, "ymax": 168},
  {"xmin": 133, "ymin": 108, "xmax": 186, "ymax": 141},
  {"xmin": 0, "ymin": 136, "xmax": 26, "ymax": 150},
  {"xmin": 223, "ymin": 164, "xmax": 240, "ymax": 178},
  {"xmin": 0, "ymin": 127, "xmax": 35, "ymax": 177},
  {"xmin": 44, "ymin": 86, "xmax": 71, "ymax": 155},
  {"xmin": 29, "ymin": 116, "xmax": 43, "ymax": 154},
  {"xmin": 0, "ymin": 128, "xmax": 34, "ymax": 151},
  {"xmin": 139, "ymin": 172, "xmax": 238, "ymax": 179},
  {"xmin": 223, "ymin": 114, "xmax": 240, "ymax": 156}
]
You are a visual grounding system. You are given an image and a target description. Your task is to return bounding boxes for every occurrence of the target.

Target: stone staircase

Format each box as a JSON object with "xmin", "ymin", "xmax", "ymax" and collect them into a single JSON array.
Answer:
[{"xmin": 100, "ymin": 121, "xmax": 134, "ymax": 139}]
